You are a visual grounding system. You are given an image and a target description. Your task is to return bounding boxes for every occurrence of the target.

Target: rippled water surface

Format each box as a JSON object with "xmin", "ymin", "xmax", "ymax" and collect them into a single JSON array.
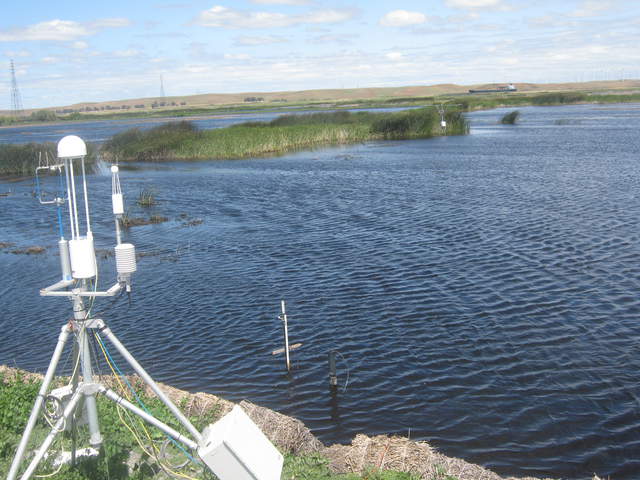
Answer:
[{"xmin": 2, "ymin": 104, "xmax": 640, "ymax": 479}]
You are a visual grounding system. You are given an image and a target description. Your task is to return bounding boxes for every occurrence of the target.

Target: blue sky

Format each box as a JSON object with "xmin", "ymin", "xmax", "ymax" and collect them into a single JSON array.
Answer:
[{"xmin": 2, "ymin": 0, "xmax": 639, "ymax": 109}]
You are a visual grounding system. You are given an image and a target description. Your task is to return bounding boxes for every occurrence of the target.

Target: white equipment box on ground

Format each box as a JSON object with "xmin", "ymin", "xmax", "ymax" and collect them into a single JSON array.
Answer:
[{"xmin": 198, "ymin": 405, "xmax": 284, "ymax": 480}]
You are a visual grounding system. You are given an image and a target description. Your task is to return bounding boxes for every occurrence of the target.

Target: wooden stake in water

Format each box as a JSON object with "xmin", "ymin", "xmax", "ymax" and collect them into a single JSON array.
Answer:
[
  {"xmin": 281, "ymin": 300, "xmax": 291, "ymax": 371},
  {"xmin": 328, "ymin": 350, "xmax": 338, "ymax": 387}
]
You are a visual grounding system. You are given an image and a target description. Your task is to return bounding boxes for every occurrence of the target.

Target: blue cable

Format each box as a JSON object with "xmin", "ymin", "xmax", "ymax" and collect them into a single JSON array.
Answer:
[
  {"xmin": 95, "ymin": 333, "xmax": 201, "ymax": 466},
  {"xmin": 35, "ymin": 171, "xmax": 42, "ymax": 200},
  {"xmin": 56, "ymin": 206, "xmax": 64, "ymax": 239}
]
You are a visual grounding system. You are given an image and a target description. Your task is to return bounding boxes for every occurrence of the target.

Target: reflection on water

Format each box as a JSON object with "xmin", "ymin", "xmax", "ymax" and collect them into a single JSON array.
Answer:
[{"xmin": 2, "ymin": 104, "xmax": 640, "ymax": 479}]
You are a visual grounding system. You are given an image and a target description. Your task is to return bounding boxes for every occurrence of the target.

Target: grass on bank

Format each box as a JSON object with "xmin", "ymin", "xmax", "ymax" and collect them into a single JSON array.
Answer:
[
  {"xmin": 0, "ymin": 373, "xmax": 433, "ymax": 480},
  {"xmin": 455, "ymin": 90, "xmax": 640, "ymax": 111},
  {"xmin": 102, "ymin": 109, "xmax": 469, "ymax": 162}
]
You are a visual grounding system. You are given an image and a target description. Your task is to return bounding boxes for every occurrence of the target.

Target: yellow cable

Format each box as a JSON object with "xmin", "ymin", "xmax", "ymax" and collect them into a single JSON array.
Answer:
[
  {"xmin": 94, "ymin": 333, "xmax": 200, "ymax": 480},
  {"xmin": 33, "ymin": 436, "xmax": 65, "ymax": 478}
]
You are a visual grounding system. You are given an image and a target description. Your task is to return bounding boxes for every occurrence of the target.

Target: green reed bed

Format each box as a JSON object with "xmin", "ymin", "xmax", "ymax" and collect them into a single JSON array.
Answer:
[
  {"xmin": 0, "ymin": 142, "xmax": 98, "ymax": 177},
  {"xmin": 102, "ymin": 109, "xmax": 469, "ymax": 162},
  {"xmin": 0, "ymin": 143, "xmax": 57, "ymax": 177},
  {"xmin": 457, "ymin": 90, "xmax": 640, "ymax": 112},
  {"xmin": 500, "ymin": 110, "xmax": 520, "ymax": 124}
]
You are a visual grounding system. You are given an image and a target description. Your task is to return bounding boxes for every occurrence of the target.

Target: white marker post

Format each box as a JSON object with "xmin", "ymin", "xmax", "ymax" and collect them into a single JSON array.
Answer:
[{"xmin": 281, "ymin": 300, "xmax": 290, "ymax": 371}]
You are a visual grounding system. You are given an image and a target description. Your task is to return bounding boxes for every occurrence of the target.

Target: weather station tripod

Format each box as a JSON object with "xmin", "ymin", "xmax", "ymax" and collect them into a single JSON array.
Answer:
[{"xmin": 7, "ymin": 135, "xmax": 283, "ymax": 480}]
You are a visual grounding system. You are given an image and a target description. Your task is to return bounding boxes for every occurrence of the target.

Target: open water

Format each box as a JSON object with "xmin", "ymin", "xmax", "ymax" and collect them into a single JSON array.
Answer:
[{"xmin": 2, "ymin": 104, "xmax": 640, "ymax": 479}]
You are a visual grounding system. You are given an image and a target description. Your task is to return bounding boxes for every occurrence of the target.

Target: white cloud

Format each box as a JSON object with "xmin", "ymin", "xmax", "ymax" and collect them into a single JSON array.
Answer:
[
  {"xmin": 306, "ymin": 10, "xmax": 355, "ymax": 24},
  {"xmin": 88, "ymin": 18, "xmax": 131, "ymax": 29},
  {"xmin": 528, "ymin": 15, "xmax": 556, "ymax": 27},
  {"xmin": 445, "ymin": 0, "xmax": 501, "ymax": 8},
  {"xmin": 0, "ymin": 20, "xmax": 90, "ymax": 41},
  {"xmin": 235, "ymin": 35, "xmax": 288, "ymax": 45},
  {"xmin": 0, "ymin": 18, "xmax": 130, "ymax": 42},
  {"xmin": 250, "ymin": 0, "xmax": 310, "ymax": 4},
  {"xmin": 380, "ymin": 10, "xmax": 427, "ymax": 27},
  {"xmin": 385, "ymin": 51, "xmax": 405, "ymax": 61},
  {"xmin": 194, "ymin": 5, "xmax": 356, "ymax": 29},
  {"xmin": 113, "ymin": 49, "xmax": 140, "ymax": 57},
  {"xmin": 309, "ymin": 33, "xmax": 357, "ymax": 44},
  {"xmin": 72, "ymin": 41, "xmax": 89, "ymax": 50},
  {"xmin": 4, "ymin": 49, "xmax": 30, "ymax": 57},
  {"xmin": 224, "ymin": 53, "xmax": 251, "ymax": 60},
  {"xmin": 571, "ymin": 0, "xmax": 614, "ymax": 17},
  {"xmin": 41, "ymin": 56, "xmax": 58, "ymax": 64}
]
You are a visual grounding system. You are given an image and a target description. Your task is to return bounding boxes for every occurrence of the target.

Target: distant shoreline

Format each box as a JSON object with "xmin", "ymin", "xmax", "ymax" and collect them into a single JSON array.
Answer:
[{"xmin": 2, "ymin": 86, "xmax": 640, "ymax": 131}]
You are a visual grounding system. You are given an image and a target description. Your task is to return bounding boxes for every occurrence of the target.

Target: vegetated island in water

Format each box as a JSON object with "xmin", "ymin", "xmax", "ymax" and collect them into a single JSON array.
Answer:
[
  {"xmin": 101, "ymin": 108, "xmax": 468, "ymax": 163},
  {"xmin": 0, "ymin": 108, "xmax": 468, "ymax": 177}
]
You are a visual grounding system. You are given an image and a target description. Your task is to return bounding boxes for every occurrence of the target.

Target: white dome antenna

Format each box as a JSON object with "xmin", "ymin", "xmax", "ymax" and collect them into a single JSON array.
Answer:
[{"xmin": 57, "ymin": 135, "xmax": 87, "ymax": 159}]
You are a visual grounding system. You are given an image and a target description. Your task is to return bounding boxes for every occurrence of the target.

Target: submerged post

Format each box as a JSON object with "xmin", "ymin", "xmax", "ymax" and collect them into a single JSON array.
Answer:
[
  {"xmin": 280, "ymin": 300, "xmax": 291, "ymax": 371},
  {"xmin": 328, "ymin": 350, "xmax": 337, "ymax": 387}
]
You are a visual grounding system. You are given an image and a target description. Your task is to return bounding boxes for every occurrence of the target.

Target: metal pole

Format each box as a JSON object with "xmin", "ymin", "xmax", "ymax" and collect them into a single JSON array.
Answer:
[
  {"xmin": 281, "ymin": 300, "xmax": 290, "ymax": 371},
  {"xmin": 19, "ymin": 389, "xmax": 84, "ymax": 480},
  {"xmin": 328, "ymin": 351, "xmax": 337, "ymax": 387},
  {"xmin": 73, "ymin": 291, "xmax": 102, "ymax": 448},
  {"xmin": 115, "ymin": 216, "xmax": 122, "ymax": 245},
  {"xmin": 98, "ymin": 322, "xmax": 202, "ymax": 443},
  {"xmin": 70, "ymin": 339, "xmax": 79, "ymax": 467},
  {"xmin": 7, "ymin": 323, "xmax": 71, "ymax": 480}
]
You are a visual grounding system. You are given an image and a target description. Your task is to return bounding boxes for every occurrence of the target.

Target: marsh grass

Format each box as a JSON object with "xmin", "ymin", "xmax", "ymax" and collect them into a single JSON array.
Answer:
[
  {"xmin": 136, "ymin": 187, "xmax": 157, "ymax": 207},
  {"xmin": 119, "ymin": 213, "xmax": 168, "ymax": 229},
  {"xmin": 0, "ymin": 143, "xmax": 56, "ymax": 176},
  {"xmin": 102, "ymin": 109, "xmax": 469, "ymax": 162},
  {"xmin": 103, "ymin": 121, "xmax": 198, "ymax": 162},
  {"xmin": 500, "ymin": 110, "xmax": 520, "ymax": 124},
  {"xmin": 0, "ymin": 142, "xmax": 97, "ymax": 177}
]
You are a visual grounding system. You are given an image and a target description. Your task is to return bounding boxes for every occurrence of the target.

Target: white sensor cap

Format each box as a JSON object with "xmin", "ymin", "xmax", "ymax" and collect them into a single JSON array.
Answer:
[{"xmin": 57, "ymin": 135, "xmax": 87, "ymax": 159}]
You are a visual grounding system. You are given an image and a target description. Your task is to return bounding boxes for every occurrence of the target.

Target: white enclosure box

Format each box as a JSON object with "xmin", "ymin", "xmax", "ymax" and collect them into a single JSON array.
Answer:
[
  {"xmin": 198, "ymin": 405, "xmax": 283, "ymax": 480},
  {"xmin": 112, "ymin": 193, "xmax": 124, "ymax": 215},
  {"xmin": 69, "ymin": 237, "xmax": 96, "ymax": 279}
]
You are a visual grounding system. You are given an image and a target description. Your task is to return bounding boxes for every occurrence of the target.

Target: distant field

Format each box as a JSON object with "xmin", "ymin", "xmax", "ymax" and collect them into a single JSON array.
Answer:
[{"xmin": 2, "ymin": 80, "xmax": 640, "ymax": 119}]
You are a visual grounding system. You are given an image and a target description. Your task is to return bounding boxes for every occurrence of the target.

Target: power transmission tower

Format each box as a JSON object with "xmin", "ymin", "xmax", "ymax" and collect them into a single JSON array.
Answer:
[
  {"xmin": 160, "ymin": 74, "xmax": 165, "ymax": 98},
  {"xmin": 10, "ymin": 59, "xmax": 24, "ymax": 116}
]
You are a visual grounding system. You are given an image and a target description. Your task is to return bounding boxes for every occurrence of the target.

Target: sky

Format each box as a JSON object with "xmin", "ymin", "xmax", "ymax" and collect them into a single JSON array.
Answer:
[{"xmin": 2, "ymin": 0, "xmax": 639, "ymax": 109}]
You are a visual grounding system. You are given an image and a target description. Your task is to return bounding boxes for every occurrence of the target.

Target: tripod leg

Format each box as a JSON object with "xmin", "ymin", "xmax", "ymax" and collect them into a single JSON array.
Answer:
[
  {"xmin": 7, "ymin": 324, "xmax": 72, "ymax": 480},
  {"xmin": 78, "ymin": 326, "xmax": 102, "ymax": 447},
  {"xmin": 19, "ymin": 388, "xmax": 84, "ymax": 480},
  {"xmin": 98, "ymin": 324, "xmax": 202, "ymax": 443},
  {"xmin": 100, "ymin": 387, "xmax": 198, "ymax": 450}
]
